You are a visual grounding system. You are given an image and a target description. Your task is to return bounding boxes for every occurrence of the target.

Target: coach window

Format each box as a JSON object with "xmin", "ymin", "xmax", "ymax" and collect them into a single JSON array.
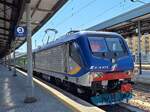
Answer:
[{"xmin": 69, "ymin": 42, "xmax": 84, "ymax": 67}]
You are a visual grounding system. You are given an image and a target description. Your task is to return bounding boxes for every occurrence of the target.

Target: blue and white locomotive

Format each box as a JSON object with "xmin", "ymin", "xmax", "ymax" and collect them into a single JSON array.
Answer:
[{"xmin": 16, "ymin": 31, "xmax": 134, "ymax": 105}]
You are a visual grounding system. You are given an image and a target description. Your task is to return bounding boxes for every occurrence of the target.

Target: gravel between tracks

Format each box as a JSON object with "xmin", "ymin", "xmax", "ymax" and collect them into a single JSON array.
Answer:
[{"xmin": 128, "ymin": 83, "xmax": 150, "ymax": 112}]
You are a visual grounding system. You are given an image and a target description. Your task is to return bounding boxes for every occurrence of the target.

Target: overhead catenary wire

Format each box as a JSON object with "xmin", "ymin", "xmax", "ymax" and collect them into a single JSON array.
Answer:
[
  {"xmin": 130, "ymin": 0, "xmax": 147, "ymax": 4},
  {"xmin": 75, "ymin": 1, "xmax": 126, "ymax": 29},
  {"xmin": 52, "ymin": 0, "xmax": 133, "ymax": 37},
  {"xmin": 54, "ymin": 0, "xmax": 97, "ymax": 28},
  {"xmin": 54, "ymin": 0, "xmax": 129, "ymax": 33},
  {"xmin": 48, "ymin": 0, "xmax": 74, "ymax": 28}
]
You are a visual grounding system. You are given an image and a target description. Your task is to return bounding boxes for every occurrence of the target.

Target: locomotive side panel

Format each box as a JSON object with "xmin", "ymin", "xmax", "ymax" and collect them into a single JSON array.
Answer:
[
  {"xmin": 34, "ymin": 44, "xmax": 68, "ymax": 73},
  {"xmin": 33, "ymin": 42, "xmax": 90, "ymax": 87}
]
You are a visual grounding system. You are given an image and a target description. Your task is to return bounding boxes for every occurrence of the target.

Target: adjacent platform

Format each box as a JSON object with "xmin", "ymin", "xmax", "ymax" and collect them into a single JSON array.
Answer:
[
  {"xmin": 0, "ymin": 64, "xmax": 72, "ymax": 112},
  {"xmin": 134, "ymin": 70, "xmax": 150, "ymax": 85}
]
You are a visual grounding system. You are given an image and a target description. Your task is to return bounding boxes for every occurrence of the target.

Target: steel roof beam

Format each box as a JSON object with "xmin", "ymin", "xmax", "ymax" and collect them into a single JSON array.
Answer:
[
  {"xmin": 0, "ymin": 42, "xmax": 7, "ymax": 44},
  {"xmin": 0, "ymin": 17, "xmax": 13, "ymax": 22},
  {"xmin": 0, "ymin": 44, "xmax": 8, "ymax": 46},
  {"xmin": 0, "ymin": 40, "xmax": 7, "ymax": 42},
  {"xmin": 20, "ymin": 21, "xmax": 39, "ymax": 25},
  {"xmin": 0, "ymin": 26, "xmax": 9, "ymax": 31},
  {"xmin": 1, "ymin": 42, "xmax": 9, "ymax": 44},
  {"xmin": 0, "ymin": 32, "xmax": 9, "ymax": 37},
  {"xmin": 31, "ymin": 0, "xmax": 41, "ymax": 17},
  {"xmin": 31, "ymin": 7, "xmax": 53, "ymax": 12},
  {"xmin": 0, "ymin": 0, "xmax": 17, "ymax": 8},
  {"xmin": 0, "ymin": 37, "xmax": 8, "ymax": 40},
  {"xmin": 0, "ymin": 43, "xmax": 8, "ymax": 45}
]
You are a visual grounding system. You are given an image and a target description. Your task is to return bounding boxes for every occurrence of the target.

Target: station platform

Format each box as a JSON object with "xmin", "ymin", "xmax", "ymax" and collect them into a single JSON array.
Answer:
[
  {"xmin": 0, "ymin": 64, "xmax": 104, "ymax": 112},
  {"xmin": 134, "ymin": 70, "xmax": 150, "ymax": 85},
  {"xmin": 0, "ymin": 64, "xmax": 72, "ymax": 112}
]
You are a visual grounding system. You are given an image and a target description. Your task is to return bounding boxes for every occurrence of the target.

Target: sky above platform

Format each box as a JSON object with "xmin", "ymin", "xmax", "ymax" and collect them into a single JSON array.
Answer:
[{"xmin": 17, "ymin": 0, "xmax": 150, "ymax": 53}]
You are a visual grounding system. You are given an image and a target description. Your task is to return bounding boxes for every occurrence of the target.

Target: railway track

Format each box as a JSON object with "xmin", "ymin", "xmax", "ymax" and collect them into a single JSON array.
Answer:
[
  {"xmin": 34, "ymin": 73, "xmax": 146, "ymax": 112},
  {"xmin": 118, "ymin": 103, "xmax": 145, "ymax": 112},
  {"xmin": 16, "ymin": 67, "xmax": 146, "ymax": 112},
  {"xmin": 133, "ymin": 83, "xmax": 150, "ymax": 92},
  {"xmin": 99, "ymin": 103, "xmax": 144, "ymax": 112}
]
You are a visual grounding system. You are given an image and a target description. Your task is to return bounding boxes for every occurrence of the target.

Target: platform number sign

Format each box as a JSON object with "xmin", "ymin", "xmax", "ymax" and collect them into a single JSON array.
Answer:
[{"xmin": 15, "ymin": 26, "xmax": 27, "ymax": 37}]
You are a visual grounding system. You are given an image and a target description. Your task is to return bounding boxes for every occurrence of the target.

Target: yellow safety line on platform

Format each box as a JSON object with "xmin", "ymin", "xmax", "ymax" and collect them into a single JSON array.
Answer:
[{"xmin": 16, "ymin": 69, "xmax": 105, "ymax": 112}]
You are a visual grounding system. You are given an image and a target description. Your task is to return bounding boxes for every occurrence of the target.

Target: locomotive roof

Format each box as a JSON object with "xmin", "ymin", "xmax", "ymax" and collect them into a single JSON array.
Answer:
[{"xmin": 33, "ymin": 31, "xmax": 122, "ymax": 53}]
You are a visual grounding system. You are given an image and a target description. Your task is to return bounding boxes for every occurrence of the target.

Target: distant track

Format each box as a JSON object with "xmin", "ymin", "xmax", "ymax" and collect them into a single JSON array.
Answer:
[
  {"xmin": 135, "ymin": 64, "xmax": 150, "ymax": 70},
  {"xmin": 119, "ymin": 103, "xmax": 145, "ymax": 112}
]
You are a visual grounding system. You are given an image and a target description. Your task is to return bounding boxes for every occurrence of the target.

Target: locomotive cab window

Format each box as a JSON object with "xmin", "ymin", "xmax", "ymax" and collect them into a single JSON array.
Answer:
[
  {"xmin": 69, "ymin": 42, "xmax": 84, "ymax": 67},
  {"xmin": 105, "ymin": 38, "xmax": 124, "ymax": 52},
  {"xmin": 88, "ymin": 36, "xmax": 127, "ymax": 58},
  {"xmin": 88, "ymin": 37, "xmax": 108, "ymax": 53}
]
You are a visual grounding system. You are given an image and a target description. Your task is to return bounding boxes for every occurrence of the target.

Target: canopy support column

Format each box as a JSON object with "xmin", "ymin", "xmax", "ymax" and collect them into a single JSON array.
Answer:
[
  {"xmin": 137, "ymin": 21, "xmax": 142, "ymax": 75},
  {"xmin": 13, "ymin": 41, "xmax": 17, "ymax": 76},
  {"xmin": 24, "ymin": 0, "xmax": 37, "ymax": 103}
]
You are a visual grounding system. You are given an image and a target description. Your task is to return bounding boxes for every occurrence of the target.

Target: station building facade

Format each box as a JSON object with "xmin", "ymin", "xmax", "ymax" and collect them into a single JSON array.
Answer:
[{"xmin": 125, "ymin": 34, "xmax": 150, "ymax": 63}]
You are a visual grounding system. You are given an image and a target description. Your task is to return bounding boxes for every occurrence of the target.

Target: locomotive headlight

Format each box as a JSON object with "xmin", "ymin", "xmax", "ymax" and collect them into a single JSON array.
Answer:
[
  {"xmin": 92, "ymin": 72, "xmax": 103, "ymax": 78},
  {"xmin": 128, "ymin": 70, "xmax": 134, "ymax": 77},
  {"xmin": 89, "ymin": 72, "xmax": 104, "ymax": 83},
  {"xmin": 112, "ymin": 58, "xmax": 116, "ymax": 63}
]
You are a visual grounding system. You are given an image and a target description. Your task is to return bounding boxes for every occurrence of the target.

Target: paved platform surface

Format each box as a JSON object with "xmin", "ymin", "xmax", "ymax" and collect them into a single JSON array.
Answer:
[{"xmin": 0, "ymin": 64, "xmax": 72, "ymax": 112}]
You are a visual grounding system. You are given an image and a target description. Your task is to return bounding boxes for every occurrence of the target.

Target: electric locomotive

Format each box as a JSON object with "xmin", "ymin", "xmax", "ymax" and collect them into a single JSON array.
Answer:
[{"xmin": 16, "ymin": 31, "xmax": 134, "ymax": 105}]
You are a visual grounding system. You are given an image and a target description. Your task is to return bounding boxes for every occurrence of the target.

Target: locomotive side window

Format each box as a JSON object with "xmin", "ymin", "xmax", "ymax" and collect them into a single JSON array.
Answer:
[{"xmin": 69, "ymin": 42, "xmax": 84, "ymax": 67}]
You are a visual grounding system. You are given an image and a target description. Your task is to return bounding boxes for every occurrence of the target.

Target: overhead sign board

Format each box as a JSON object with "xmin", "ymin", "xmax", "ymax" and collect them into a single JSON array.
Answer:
[{"xmin": 15, "ymin": 26, "xmax": 27, "ymax": 37}]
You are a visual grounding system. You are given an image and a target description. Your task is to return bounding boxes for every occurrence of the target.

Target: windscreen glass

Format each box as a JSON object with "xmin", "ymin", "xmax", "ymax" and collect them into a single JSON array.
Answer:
[
  {"xmin": 88, "ymin": 36, "xmax": 126, "ymax": 53},
  {"xmin": 105, "ymin": 38, "xmax": 124, "ymax": 52},
  {"xmin": 88, "ymin": 37, "xmax": 108, "ymax": 52}
]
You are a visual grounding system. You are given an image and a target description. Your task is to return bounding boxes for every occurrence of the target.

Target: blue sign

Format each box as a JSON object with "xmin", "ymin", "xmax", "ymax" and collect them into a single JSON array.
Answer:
[{"xmin": 15, "ymin": 26, "xmax": 27, "ymax": 37}]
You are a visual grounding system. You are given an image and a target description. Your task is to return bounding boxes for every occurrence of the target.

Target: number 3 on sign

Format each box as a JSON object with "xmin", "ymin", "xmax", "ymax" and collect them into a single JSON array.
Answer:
[{"xmin": 17, "ymin": 27, "xmax": 24, "ymax": 34}]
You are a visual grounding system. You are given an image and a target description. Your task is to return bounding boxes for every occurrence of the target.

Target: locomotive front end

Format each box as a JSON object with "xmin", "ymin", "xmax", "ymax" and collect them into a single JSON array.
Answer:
[
  {"xmin": 90, "ymin": 71, "xmax": 133, "ymax": 105},
  {"xmin": 86, "ymin": 33, "xmax": 134, "ymax": 105}
]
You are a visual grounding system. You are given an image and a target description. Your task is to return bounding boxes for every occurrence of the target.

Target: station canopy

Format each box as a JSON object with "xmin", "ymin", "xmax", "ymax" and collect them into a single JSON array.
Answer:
[
  {"xmin": 88, "ymin": 3, "xmax": 150, "ymax": 38},
  {"xmin": 0, "ymin": 0, "xmax": 68, "ymax": 58}
]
